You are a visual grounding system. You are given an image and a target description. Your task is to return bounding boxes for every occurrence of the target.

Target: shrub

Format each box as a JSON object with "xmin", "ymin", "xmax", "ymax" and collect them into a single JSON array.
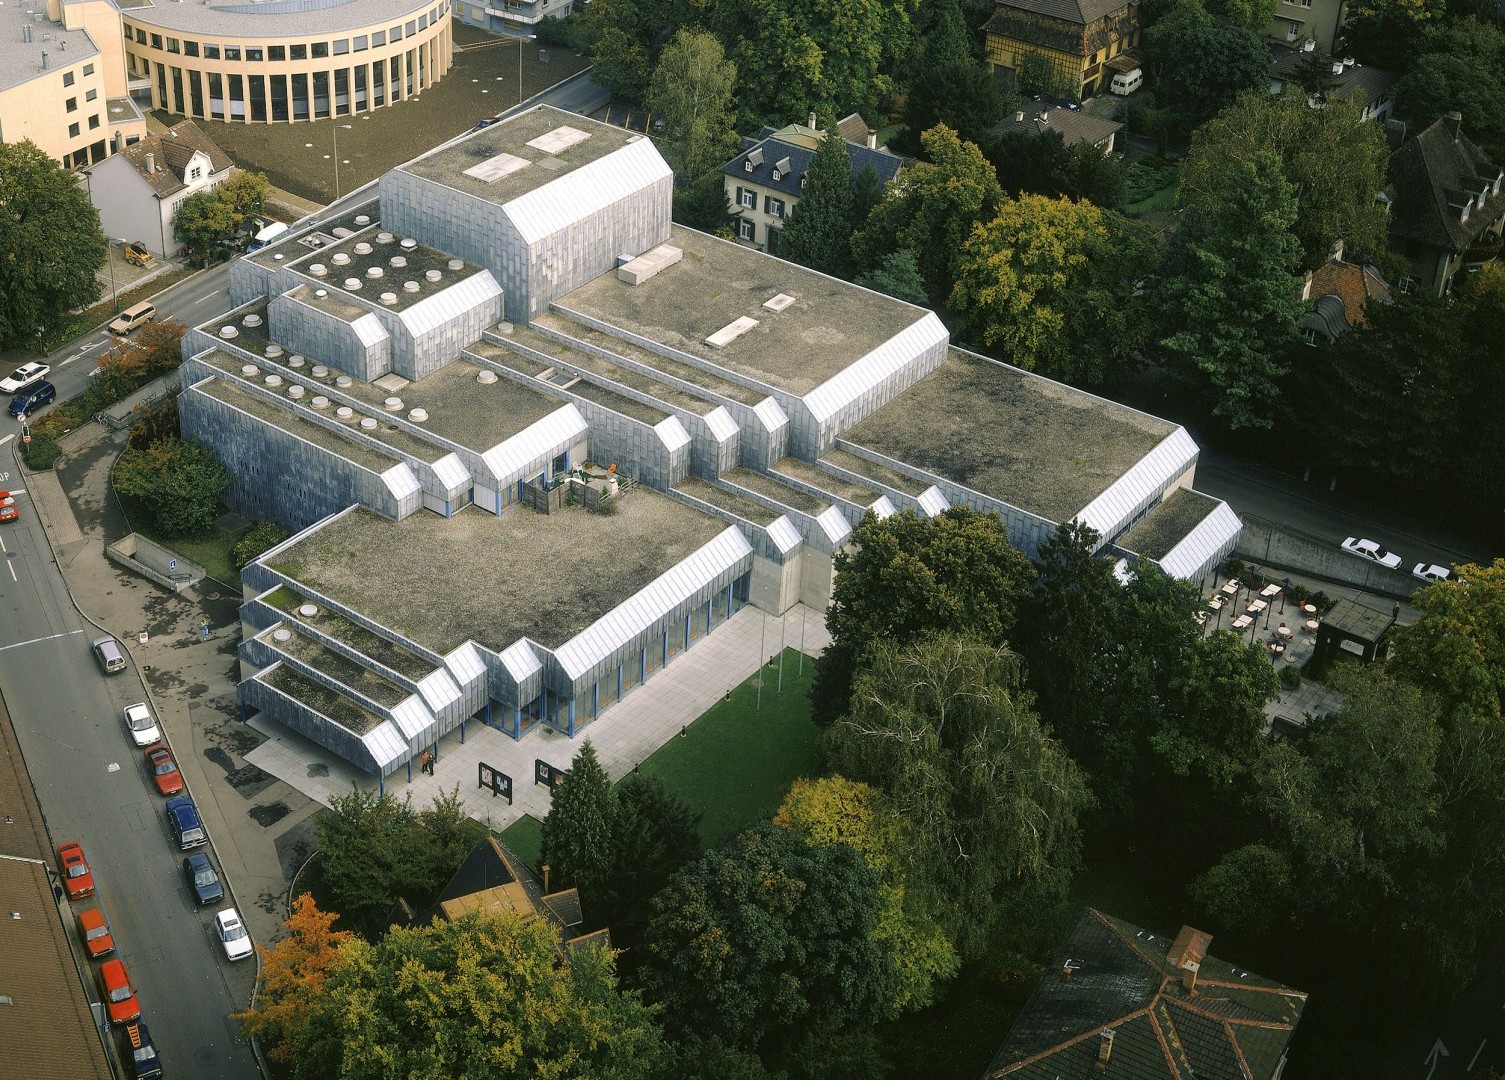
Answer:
[
  {"xmin": 21, "ymin": 432, "xmax": 61, "ymax": 470},
  {"xmin": 534, "ymin": 14, "xmax": 588, "ymax": 52},
  {"xmin": 1279, "ymin": 664, "xmax": 1302, "ymax": 690},
  {"xmin": 233, "ymin": 520, "xmax": 291, "ymax": 568}
]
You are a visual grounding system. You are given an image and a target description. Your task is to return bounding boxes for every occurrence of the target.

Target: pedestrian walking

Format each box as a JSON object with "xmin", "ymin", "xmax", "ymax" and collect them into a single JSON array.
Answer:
[
  {"xmin": 199, "ymin": 616, "xmax": 211, "ymax": 641},
  {"xmin": 420, "ymin": 750, "xmax": 434, "ymax": 775}
]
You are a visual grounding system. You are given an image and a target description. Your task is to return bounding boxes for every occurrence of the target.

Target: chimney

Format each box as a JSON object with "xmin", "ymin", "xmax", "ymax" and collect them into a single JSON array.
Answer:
[
  {"xmin": 40, "ymin": 49, "xmax": 48, "ymax": 70},
  {"xmin": 1443, "ymin": 111, "xmax": 1463, "ymax": 141},
  {"xmin": 1301, "ymin": 269, "xmax": 1313, "ymax": 302},
  {"xmin": 1181, "ymin": 960, "xmax": 1200, "ymax": 994},
  {"xmin": 1095, "ymin": 1030, "xmax": 1115, "ymax": 1072},
  {"xmin": 867, "ymin": 130, "xmax": 876, "ymax": 149},
  {"xmin": 146, "ymin": 152, "xmax": 155, "ymax": 173},
  {"xmin": 1329, "ymin": 238, "xmax": 1344, "ymax": 263},
  {"xmin": 1167, "ymin": 925, "xmax": 1211, "ymax": 995},
  {"xmin": 808, "ymin": 110, "xmax": 817, "ymax": 129},
  {"xmin": 1015, "ymin": 109, "xmax": 1025, "ymax": 122}
]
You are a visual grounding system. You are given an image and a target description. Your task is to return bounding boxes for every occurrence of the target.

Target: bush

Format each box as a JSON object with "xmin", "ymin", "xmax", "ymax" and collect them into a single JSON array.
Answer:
[
  {"xmin": 1279, "ymin": 664, "xmax": 1302, "ymax": 690},
  {"xmin": 534, "ymin": 14, "xmax": 588, "ymax": 52},
  {"xmin": 233, "ymin": 520, "xmax": 291, "ymax": 568},
  {"xmin": 20, "ymin": 432, "xmax": 61, "ymax": 470},
  {"xmin": 113, "ymin": 437, "xmax": 231, "ymax": 538}
]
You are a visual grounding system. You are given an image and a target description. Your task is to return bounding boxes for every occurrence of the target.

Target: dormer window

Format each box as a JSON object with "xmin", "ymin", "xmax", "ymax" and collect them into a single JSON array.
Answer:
[
  {"xmin": 1461, "ymin": 201, "xmax": 1471, "ymax": 224},
  {"xmin": 744, "ymin": 158, "xmax": 754, "ymax": 173},
  {"xmin": 800, "ymin": 174, "xmax": 807, "ymax": 189},
  {"xmin": 772, "ymin": 168, "xmax": 781, "ymax": 181},
  {"xmin": 745, "ymin": 147, "xmax": 763, "ymax": 172}
]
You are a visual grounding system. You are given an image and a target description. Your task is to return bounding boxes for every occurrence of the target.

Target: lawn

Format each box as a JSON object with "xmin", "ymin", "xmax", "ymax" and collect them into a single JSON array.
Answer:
[
  {"xmin": 500, "ymin": 814, "xmax": 543, "ymax": 872},
  {"xmin": 1123, "ymin": 157, "xmax": 1180, "ymax": 216}
]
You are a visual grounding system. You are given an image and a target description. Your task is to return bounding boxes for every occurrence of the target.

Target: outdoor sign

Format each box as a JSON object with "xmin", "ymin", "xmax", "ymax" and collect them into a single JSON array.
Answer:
[
  {"xmin": 478, "ymin": 763, "xmax": 512, "ymax": 803},
  {"xmin": 534, "ymin": 759, "xmax": 563, "ymax": 789}
]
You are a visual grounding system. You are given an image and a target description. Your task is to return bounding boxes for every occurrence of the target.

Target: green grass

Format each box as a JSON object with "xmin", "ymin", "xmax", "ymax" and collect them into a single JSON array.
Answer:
[
  {"xmin": 1123, "ymin": 158, "xmax": 1180, "ymax": 216},
  {"xmin": 638, "ymin": 647, "xmax": 821, "ymax": 848},
  {"xmin": 501, "ymin": 814, "xmax": 544, "ymax": 873}
]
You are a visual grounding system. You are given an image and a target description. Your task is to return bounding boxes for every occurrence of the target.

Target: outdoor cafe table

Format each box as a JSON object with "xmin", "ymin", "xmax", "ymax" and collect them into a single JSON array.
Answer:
[
  {"xmin": 1261, "ymin": 584, "xmax": 1282, "ymax": 598},
  {"xmin": 1232, "ymin": 614, "xmax": 1255, "ymax": 630},
  {"xmin": 1247, "ymin": 599, "xmax": 1269, "ymax": 615},
  {"xmin": 1301, "ymin": 602, "xmax": 1318, "ymax": 615},
  {"xmin": 1221, "ymin": 581, "xmax": 1241, "ymax": 596},
  {"xmin": 1304, "ymin": 618, "xmax": 1320, "ymax": 632},
  {"xmin": 1275, "ymin": 624, "xmax": 1293, "ymax": 639}
]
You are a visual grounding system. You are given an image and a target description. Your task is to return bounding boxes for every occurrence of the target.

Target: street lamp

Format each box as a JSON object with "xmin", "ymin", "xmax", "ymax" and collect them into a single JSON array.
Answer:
[
  {"xmin": 332, "ymin": 123, "xmax": 353, "ymax": 201},
  {"xmin": 106, "ymin": 238, "xmax": 128, "ymax": 313}
]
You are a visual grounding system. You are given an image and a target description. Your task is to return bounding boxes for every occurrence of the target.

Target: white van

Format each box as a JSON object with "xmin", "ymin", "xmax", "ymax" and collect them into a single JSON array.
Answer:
[
  {"xmin": 1110, "ymin": 68, "xmax": 1144, "ymax": 96},
  {"xmin": 245, "ymin": 221, "xmax": 289, "ymax": 252}
]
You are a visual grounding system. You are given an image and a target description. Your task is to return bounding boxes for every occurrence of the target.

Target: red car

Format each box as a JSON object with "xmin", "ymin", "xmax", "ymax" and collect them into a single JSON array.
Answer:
[
  {"xmin": 97, "ymin": 959, "xmax": 141, "ymax": 1024},
  {"xmin": 143, "ymin": 743, "xmax": 184, "ymax": 796},
  {"xmin": 57, "ymin": 842, "xmax": 96, "ymax": 899},
  {"xmin": 77, "ymin": 908, "xmax": 116, "ymax": 958},
  {"xmin": 0, "ymin": 491, "xmax": 17, "ymax": 523}
]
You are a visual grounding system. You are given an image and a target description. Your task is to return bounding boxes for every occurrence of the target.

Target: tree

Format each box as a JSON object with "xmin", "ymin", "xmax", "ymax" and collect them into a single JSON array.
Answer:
[
  {"xmin": 986, "ymin": 128, "xmax": 1127, "ymax": 210},
  {"xmin": 112, "ymin": 436, "xmax": 233, "ymax": 537},
  {"xmin": 592, "ymin": 773, "xmax": 701, "ymax": 949},
  {"xmin": 774, "ymin": 777, "xmax": 960, "ymax": 1014},
  {"xmin": 639, "ymin": 824, "xmax": 897, "ymax": 1055},
  {"xmin": 172, "ymin": 171, "xmax": 269, "ymax": 265},
  {"xmin": 950, "ymin": 193, "xmax": 1152, "ymax": 384},
  {"xmin": 0, "ymin": 140, "xmax": 107, "ymax": 348},
  {"xmin": 853, "ymin": 250, "xmax": 929, "ymax": 304},
  {"xmin": 541, "ymin": 739, "xmax": 614, "ymax": 894},
  {"xmin": 233, "ymin": 520, "xmax": 291, "ymax": 569},
  {"xmin": 591, "ymin": 26, "xmax": 654, "ymax": 101},
  {"xmin": 901, "ymin": 0, "xmax": 1003, "ymax": 148},
  {"xmin": 1345, "ymin": 0, "xmax": 1446, "ymax": 72},
  {"xmin": 1393, "ymin": 18, "xmax": 1505, "ymax": 161},
  {"xmin": 673, "ymin": 172, "xmax": 737, "ymax": 235},
  {"xmin": 233, "ymin": 894, "xmax": 353, "ymax": 1063},
  {"xmin": 776, "ymin": 125, "xmax": 857, "ymax": 276},
  {"xmin": 1154, "ymin": 149, "xmax": 1304, "ymax": 429},
  {"xmin": 1206, "ymin": 0, "xmax": 1276, "ymax": 30},
  {"xmin": 288, "ymin": 912, "xmax": 666, "ymax": 1080},
  {"xmin": 852, "ymin": 124, "xmax": 1003, "ymax": 306},
  {"xmin": 96, "ymin": 318, "xmax": 187, "ymax": 404},
  {"xmin": 811, "ymin": 506, "xmax": 1035, "ymax": 721},
  {"xmin": 1391, "ymin": 559, "xmax": 1505, "ymax": 725},
  {"xmin": 1141, "ymin": 0, "xmax": 1212, "ymax": 86},
  {"xmin": 645, "ymin": 30, "xmax": 740, "ymax": 183},
  {"xmin": 1157, "ymin": 23, "xmax": 1269, "ymax": 129},
  {"xmin": 1178, "ymin": 90, "xmax": 1393, "ymax": 268},
  {"xmin": 827, "ymin": 634, "xmax": 1092, "ymax": 959}
]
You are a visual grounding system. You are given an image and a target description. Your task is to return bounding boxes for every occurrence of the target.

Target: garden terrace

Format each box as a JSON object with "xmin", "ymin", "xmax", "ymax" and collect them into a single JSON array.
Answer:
[
  {"xmin": 262, "ymin": 586, "xmax": 435, "ymax": 681},
  {"xmin": 722, "ymin": 467, "xmax": 828, "ymax": 516},
  {"xmin": 1117, "ymin": 488, "xmax": 1220, "ymax": 561},
  {"xmin": 819, "ymin": 447, "xmax": 933, "ymax": 498},
  {"xmin": 260, "ymin": 624, "xmax": 412, "ymax": 709},
  {"xmin": 674, "ymin": 477, "xmax": 784, "ymax": 527},
  {"xmin": 265, "ymin": 665, "xmax": 384, "ymax": 735},
  {"xmin": 286, "ymin": 230, "xmax": 485, "ymax": 314},
  {"xmin": 195, "ymin": 379, "xmax": 400, "ymax": 474},
  {"xmin": 771, "ymin": 457, "xmax": 880, "ymax": 506}
]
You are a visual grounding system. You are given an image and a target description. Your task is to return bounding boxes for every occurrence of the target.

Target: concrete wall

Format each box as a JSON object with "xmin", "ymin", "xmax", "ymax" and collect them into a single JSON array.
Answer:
[
  {"xmin": 1235, "ymin": 515, "xmax": 1418, "ymax": 598},
  {"xmin": 268, "ymin": 292, "xmax": 392, "ymax": 382}
]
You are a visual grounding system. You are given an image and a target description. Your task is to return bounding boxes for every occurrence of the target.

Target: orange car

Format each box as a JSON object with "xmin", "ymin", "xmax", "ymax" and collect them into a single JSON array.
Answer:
[
  {"xmin": 97, "ymin": 959, "xmax": 141, "ymax": 1025},
  {"xmin": 77, "ymin": 908, "xmax": 116, "ymax": 958},
  {"xmin": 57, "ymin": 842, "xmax": 96, "ymax": 900},
  {"xmin": 0, "ymin": 491, "xmax": 16, "ymax": 523},
  {"xmin": 143, "ymin": 744, "xmax": 184, "ymax": 796}
]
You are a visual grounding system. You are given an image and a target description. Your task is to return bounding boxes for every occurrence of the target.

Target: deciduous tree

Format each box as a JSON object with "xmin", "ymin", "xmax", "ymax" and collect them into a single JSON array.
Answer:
[
  {"xmin": 112, "ymin": 436, "xmax": 233, "ymax": 537},
  {"xmin": 172, "ymin": 171, "xmax": 268, "ymax": 265},
  {"xmin": 645, "ymin": 30, "xmax": 740, "ymax": 183},
  {"xmin": 1393, "ymin": 17, "xmax": 1505, "ymax": 161},
  {"xmin": 1157, "ymin": 23, "xmax": 1269, "ymax": 128},
  {"xmin": 233, "ymin": 894, "xmax": 352, "ymax": 1062},
  {"xmin": 853, "ymin": 250, "xmax": 929, "ymax": 304},
  {"xmin": 0, "ymin": 140, "xmax": 107, "ymax": 348}
]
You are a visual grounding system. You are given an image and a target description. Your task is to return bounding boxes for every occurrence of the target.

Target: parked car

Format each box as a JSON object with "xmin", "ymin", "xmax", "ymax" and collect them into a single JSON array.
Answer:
[
  {"xmin": 0, "ymin": 491, "xmax": 17, "ymax": 523},
  {"xmin": 1340, "ymin": 536, "xmax": 1403, "ymax": 569},
  {"xmin": 57, "ymin": 841, "xmax": 96, "ymax": 899},
  {"xmin": 107, "ymin": 300, "xmax": 156, "ymax": 336},
  {"xmin": 182, "ymin": 852, "xmax": 223, "ymax": 905},
  {"xmin": 8, "ymin": 379, "xmax": 56, "ymax": 419},
  {"xmin": 122, "ymin": 703, "xmax": 161, "ymax": 748},
  {"xmin": 1413, "ymin": 562, "xmax": 1453, "ymax": 583},
  {"xmin": 119, "ymin": 1019, "xmax": 163, "ymax": 1080},
  {"xmin": 97, "ymin": 959, "xmax": 142, "ymax": 1024},
  {"xmin": 77, "ymin": 907, "xmax": 116, "ymax": 958},
  {"xmin": 215, "ymin": 907, "xmax": 254, "ymax": 961},
  {"xmin": 165, "ymin": 795, "xmax": 208, "ymax": 849},
  {"xmin": 0, "ymin": 362, "xmax": 49, "ymax": 394},
  {"xmin": 143, "ymin": 743, "xmax": 184, "ymax": 796},
  {"xmin": 92, "ymin": 635, "xmax": 127, "ymax": 674}
]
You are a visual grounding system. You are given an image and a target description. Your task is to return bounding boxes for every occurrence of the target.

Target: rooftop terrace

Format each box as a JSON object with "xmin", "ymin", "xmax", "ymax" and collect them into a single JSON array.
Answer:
[
  {"xmin": 195, "ymin": 378, "xmax": 401, "ymax": 475},
  {"xmin": 269, "ymin": 491, "xmax": 731, "ymax": 654},
  {"xmin": 399, "ymin": 106, "xmax": 643, "ymax": 207},
  {"xmin": 282, "ymin": 228, "xmax": 484, "ymax": 313},
  {"xmin": 556, "ymin": 225, "xmax": 931, "ymax": 397},
  {"xmin": 842, "ymin": 349, "xmax": 1176, "ymax": 523}
]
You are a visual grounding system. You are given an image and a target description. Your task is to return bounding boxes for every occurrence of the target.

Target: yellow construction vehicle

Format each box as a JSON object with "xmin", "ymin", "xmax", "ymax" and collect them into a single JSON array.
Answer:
[{"xmin": 122, "ymin": 241, "xmax": 153, "ymax": 268}]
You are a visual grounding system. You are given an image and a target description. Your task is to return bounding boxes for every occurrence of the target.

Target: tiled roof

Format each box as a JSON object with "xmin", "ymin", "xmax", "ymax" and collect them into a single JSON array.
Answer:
[
  {"xmin": 1268, "ymin": 46, "xmax": 1397, "ymax": 108},
  {"xmin": 993, "ymin": 106, "xmax": 1123, "ymax": 148},
  {"xmin": 1303, "ymin": 257, "xmax": 1391, "ymax": 338},
  {"xmin": 985, "ymin": 908, "xmax": 1307, "ymax": 1079},
  {"xmin": 719, "ymin": 127, "xmax": 904, "ymax": 198},
  {"xmin": 1386, "ymin": 113, "xmax": 1505, "ymax": 253},
  {"xmin": 114, "ymin": 120, "xmax": 234, "ymax": 200},
  {"xmin": 985, "ymin": 0, "xmax": 1134, "ymax": 27}
]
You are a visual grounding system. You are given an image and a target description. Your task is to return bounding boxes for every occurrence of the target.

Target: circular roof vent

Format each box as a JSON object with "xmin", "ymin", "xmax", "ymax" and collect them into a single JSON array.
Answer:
[
  {"xmin": 310, "ymin": 263, "xmax": 328, "ymax": 277},
  {"xmin": 354, "ymin": 242, "xmax": 373, "ymax": 255},
  {"xmin": 377, "ymin": 231, "xmax": 395, "ymax": 243},
  {"xmin": 404, "ymin": 280, "xmax": 420, "ymax": 293},
  {"xmin": 447, "ymin": 258, "xmax": 464, "ymax": 271},
  {"xmin": 390, "ymin": 255, "xmax": 408, "ymax": 268},
  {"xmin": 240, "ymin": 364, "xmax": 259, "ymax": 377},
  {"xmin": 288, "ymin": 384, "xmax": 306, "ymax": 398},
  {"xmin": 265, "ymin": 344, "xmax": 283, "ymax": 358},
  {"xmin": 297, "ymin": 603, "xmax": 319, "ymax": 617},
  {"xmin": 288, "ymin": 354, "xmax": 306, "ymax": 368},
  {"xmin": 220, "ymin": 325, "xmax": 239, "ymax": 339},
  {"xmin": 380, "ymin": 291, "xmax": 398, "ymax": 305},
  {"xmin": 311, "ymin": 395, "xmax": 330, "ymax": 409},
  {"xmin": 408, "ymin": 408, "xmax": 428, "ymax": 423},
  {"xmin": 360, "ymin": 416, "xmax": 378, "ymax": 430},
  {"xmin": 311, "ymin": 364, "xmax": 328, "ymax": 377},
  {"xmin": 264, "ymin": 374, "xmax": 283, "ymax": 388},
  {"xmin": 314, "ymin": 289, "xmax": 329, "ymax": 298},
  {"xmin": 344, "ymin": 278, "xmax": 362, "ymax": 290},
  {"xmin": 335, "ymin": 375, "xmax": 353, "ymax": 388},
  {"xmin": 273, "ymin": 253, "xmax": 285, "ymax": 262},
  {"xmin": 242, "ymin": 313, "xmax": 263, "ymax": 327},
  {"xmin": 273, "ymin": 628, "xmax": 292, "ymax": 643},
  {"xmin": 384, "ymin": 396, "xmax": 403, "ymax": 411},
  {"xmin": 331, "ymin": 252, "xmax": 351, "ymax": 266},
  {"xmin": 477, "ymin": 369, "xmax": 497, "ymax": 384},
  {"xmin": 335, "ymin": 406, "xmax": 354, "ymax": 421},
  {"xmin": 400, "ymin": 237, "xmax": 418, "ymax": 250},
  {"xmin": 355, "ymin": 215, "xmax": 371, "ymax": 226},
  {"xmin": 425, "ymin": 269, "xmax": 442, "ymax": 282},
  {"xmin": 367, "ymin": 266, "xmax": 383, "ymax": 279}
]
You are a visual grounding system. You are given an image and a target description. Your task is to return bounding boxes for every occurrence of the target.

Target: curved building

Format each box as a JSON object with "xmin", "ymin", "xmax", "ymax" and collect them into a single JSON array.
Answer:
[{"xmin": 120, "ymin": 0, "xmax": 453, "ymax": 123}]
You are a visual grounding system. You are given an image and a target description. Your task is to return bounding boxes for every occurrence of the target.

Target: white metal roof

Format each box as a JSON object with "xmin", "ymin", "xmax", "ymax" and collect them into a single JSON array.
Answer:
[
  {"xmin": 871, "ymin": 495, "xmax": 898, "ymax": 519},
  {"xmin": 654, "ymin": 415, "xmax": 692, "ymax": 453},
  {"xmin": 431, "ymin": 453, "xmax": 471, "ymax": 492},
  {"xmin": 767, "ymin": 516, "xmax": 804, "ymax": 556},
  {"xmin": 389, "ymin": 696, "xmax": 434, "ymax": 740},
  {"xmin": 505, "ymin": 137, "xmax": 673, "ymax": 245},
  {"xmin": 351, "ymin": 312, "xmax": 389, "ymax": 348},
  {"xmin": 446, "ymin": 642, "xmax": 489, "ymax": 688},
  {"xmin": 416, "ymin": 669, "xmax": 461, "ymax": 714},
  {"xmin": 361, "ymin": 721, "xmax": 409, "ymax": 772},
  {"xmin": 381, "ymin": 462, "xmax": 423, "ymax": 501},
  {"xmin": 816, "ymin": 506, "xmax": 852, "ymax": 548},
  {"xmin": 400, "ymin": 271, "xmax": 504, "ymax": 337},
  {"xmin": 499, "ymin": 639, "xmax": 543, "ymax": 683},
  {"xmin": 1078, "ymin": 428, "xmax": 1199, "ymax": 540},
  {"xmin": 553, "ymin": 527, "xmax": 752, "ymax": 679},
  {"xmin": 1155, "ymin": 499, "xmax": 1242, "ymax": 581},
  {"xmin": 803, "ymin": 312, "xmax": 948, "ymax": 423},
  {"xmin": 752, "ymin": 395, "xmax": 789, "ymax": 432},
  {"xmin": 704, "ymin": 406, "xmax": 739, "ymax": 442},
  {"xmin": 918, "ymin": 486, "xmax": 950, "ymax": 516},
  {"xmin": 480, "ymin": 404, "xmax": 588, "ymax": 487}
]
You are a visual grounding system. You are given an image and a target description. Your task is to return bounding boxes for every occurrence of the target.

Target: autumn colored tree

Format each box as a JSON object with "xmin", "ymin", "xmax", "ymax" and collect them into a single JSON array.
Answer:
[
  {"xmin": 233, "ymin": 893, "xmax": 353, "ymax": 1063},
  {"xmin": 112, "ymin": 437, "xmax": 232, "ymax": 537}
]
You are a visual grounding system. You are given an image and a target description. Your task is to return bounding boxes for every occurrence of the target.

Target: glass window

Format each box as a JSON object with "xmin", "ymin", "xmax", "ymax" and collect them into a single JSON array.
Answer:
[
  {"xmin": 135, "ymin": 28, "xmax": 146, "ymax": 44},
  {"xmin": 167, "ymin": 37, "xmax": 179, "ymax": 53},
  {"xmin": 372, "ymin": 30, "xmax": 386, "ymax": 46},
  {"xmin": 84, "ymin": 63, "xmax": 94, "ymax": 75},
  {"xmin": 249, "ymin": 74, "xmax": 267, "ymax": 121},
  {"xmin": 419, "ymin": 14, "xmax": 428, "ymax": 29},
  {"xmin": 738, "ymin": 218, "xmax": 755, "ymax": 241},
  {"xmin": 151, "ymin": 34, "xmax": 162, "ymax": 49},
  {"xmin": 86, "ymin": 88, "xmax": 97, "ymax": 101},
  {"xmin": 268, "ymin": 45, "xmax": 284, "ymax": 61},
  {"xmin": 224, "ymin": 46, "xmax": 240, "ymax": 61},
  {"xmin": 406, "ymin": 20, "xmax": 416, "ymax": 34},
  {"xmin": 312, "ymin": 41, "xmax": 328, "ymax": 58},
  {"xmin": 68, "ymin": 122, "xmax": 80, "ymax": 138},
  {"xmin": 89, "ymin": 114, "xmax": 100, "ymax": 129},
  {"xmin": 205, "ymin": 44, "xmax": 220, "ymax": 59},
  {"xmin": 66, "ymin": 97, "xmax": 78, "ymax": 112},
  {"xmin": 354, "ymin": 34, "xmax": 368, "ymax": 51},
  {"xmin": 184, "ymin": 41, "xmax": 198, "ymax": 57},
  {"xmin": 270, "ymin": 74, "xmax": 288, "ymax": 121},
  {"xmin": 333, "ymin": 39, "xmax": 349, "ymax": 55},
  {"xmin": 246, "ymin": 46, "xmax": 263, "ymax": 61},
  {"xmin": 290, "ymin": 43, "xmax": 307, "ymax": 60},
  {"xmin": 390, "ymin": 25, "xmax": 403, "ymax": 41},
  {"xmin": 63, "ymin": 71, "xmax": 75, "ymax": 87}
]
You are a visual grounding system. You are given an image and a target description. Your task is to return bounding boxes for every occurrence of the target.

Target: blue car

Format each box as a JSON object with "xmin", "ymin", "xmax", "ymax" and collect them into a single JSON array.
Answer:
[
  {"xmin": 182, "ymin": 852, "xmax": 223, "ymax": 905},
  {"xmin": 165, "ymin": 795, "xmax": 207, "ymax": 849},
  {"xmin": 8, "ymin": 379, "xmax": 55, "ymax": 418},
  {"xmin": 119, "ymin": 1018, "xmax": 163, "ymax": 1080}
]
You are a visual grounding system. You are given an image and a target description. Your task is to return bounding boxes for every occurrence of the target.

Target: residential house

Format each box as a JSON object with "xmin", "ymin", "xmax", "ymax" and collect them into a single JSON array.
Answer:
[
  {"xmin": 983, "ymin": 908, "xmax": 1307, "ymax": 1078},
  {"xmin": 982, "ymin": 0, "xmax": 1140, "ymax": 100},
  {"xmin": 1385, "ymin": 111, "xmax": 1505, "ymax": 296},
  {"xmin": 1269, "ymin": 44, "xmax": 1396, "ymax": 123},
  {"xmin": 1264, "ymin": 0, "xmax": 1347, "ymax": 54},
  {"xmin": 720, "ymin": 116, "xmax": 904, "ymax": 255},
  {"xmin": 1300, "ymin": 239, "xmax": 1392, "ymax": 343},
  {"xmin": 993, "ymin": 104, "xmax": 1123, "ymax": 153},
  {"xmin": 84, "ymin": 120, "xmax": 233, "ymax": 258}
]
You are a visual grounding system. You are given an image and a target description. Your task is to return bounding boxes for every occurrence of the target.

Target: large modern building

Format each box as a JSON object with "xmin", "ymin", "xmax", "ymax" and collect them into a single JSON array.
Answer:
[
  {"xmin": 178, "ymin": 105, "xmax": 1241, "ymax": 778},
  {"xmin": 0, "ymin": 0, "xmax": 453, "ymax": 168}
]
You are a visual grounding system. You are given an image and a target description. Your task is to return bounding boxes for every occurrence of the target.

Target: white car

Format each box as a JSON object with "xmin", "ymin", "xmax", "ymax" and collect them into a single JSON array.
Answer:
[
  {"xmin": 215, "ymin": 908, "xmax": 253, "ymax": 961},
  {"xmin": 122, "ymin": 702, "xmax": 161, "ymax": 747},
  {"xmin": 1340, "ymin": 537, "xmax": 1403, "ymax": 570},
  {"xmin": 0, "ymin": 362, "xmax": 49, "ymax": 394},
  {"xmin": 1413, "ymin": 563, "xmax": 1452, "ymax": 583}
]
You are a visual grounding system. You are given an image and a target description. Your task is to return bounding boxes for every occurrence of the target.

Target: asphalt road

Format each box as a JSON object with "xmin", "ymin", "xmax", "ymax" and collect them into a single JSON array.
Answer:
[{"xmin": 0, "ymin": 487, "xmax": 258, "ymax": 1078}]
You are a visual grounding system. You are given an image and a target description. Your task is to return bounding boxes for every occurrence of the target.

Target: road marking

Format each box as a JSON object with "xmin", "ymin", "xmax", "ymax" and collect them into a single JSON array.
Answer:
[
  {"xmin": 0, "ymin": 629, "xmax": 83, "ymax": 653},
  {"xmin": 194, "ymin": 294, "xmax": 216, "ymax": 304},
  {"xmin": 3, "ymin": 487, "xmax": 24, "ymax": 496},
  {"xmin": 0, "ymin": 434, "xmax": 12, "ymax": 446},
  {"xmin": 1468, "ymin": 1040, "xmax": 1488, "ymax": 1071},
  {"xmin": 7, "ymin": 560, "xmax": 17, "ymax": 581},
  {"xmin": 60, "ymin": 341, "xmax": 104, "ymax": 366},
  {"xmin": 1427, "ymin": 1038, "xmax": 1450, "ymax": 1080}
]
